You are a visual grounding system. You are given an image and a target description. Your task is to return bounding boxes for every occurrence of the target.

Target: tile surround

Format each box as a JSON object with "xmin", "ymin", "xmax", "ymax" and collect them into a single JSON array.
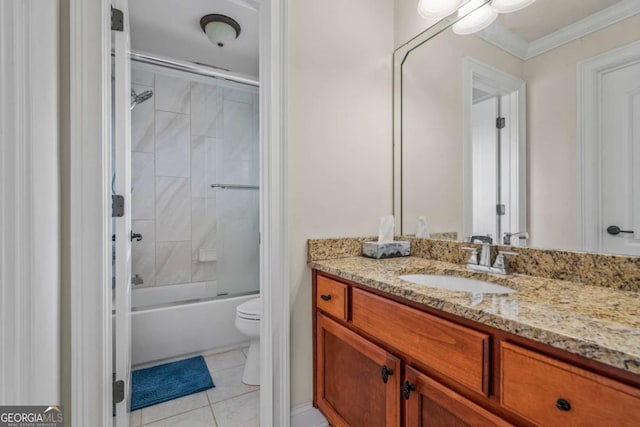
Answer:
[{"xmin": 131, "ymin": 65, "xmax": 259, "ymax": 292}]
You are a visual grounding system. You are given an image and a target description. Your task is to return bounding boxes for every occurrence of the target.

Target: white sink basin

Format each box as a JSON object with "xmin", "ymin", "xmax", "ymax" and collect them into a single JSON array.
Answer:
[{"xmin": 399, "ymin": 274, "xmax": 515, "ymax": 294}]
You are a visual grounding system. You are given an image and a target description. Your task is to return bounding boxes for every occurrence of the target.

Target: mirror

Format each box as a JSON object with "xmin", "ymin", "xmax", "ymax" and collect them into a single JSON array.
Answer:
[{"xmin": 394, "ymin": 0, "xmax": 640, "ymax": 256}]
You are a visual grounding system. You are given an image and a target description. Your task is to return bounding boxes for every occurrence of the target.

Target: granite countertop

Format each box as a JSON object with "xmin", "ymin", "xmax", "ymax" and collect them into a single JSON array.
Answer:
[{"xmin": 309, "ymin": 256, "xmax": 640, "ymax": 375}]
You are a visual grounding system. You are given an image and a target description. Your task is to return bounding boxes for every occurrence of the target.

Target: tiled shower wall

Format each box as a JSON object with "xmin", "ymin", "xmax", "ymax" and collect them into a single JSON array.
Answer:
[{"xmin": 130, "ymin": 64, "xmax": 259, "ymax": 296}]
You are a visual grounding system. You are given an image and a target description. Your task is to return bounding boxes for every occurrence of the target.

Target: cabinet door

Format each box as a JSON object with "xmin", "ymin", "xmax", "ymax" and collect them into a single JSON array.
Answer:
[
  {"xmin": 316, "ymin": 313, "xmax": 401, "ymax": 427},
  {"xmin": 403, "ymin": 366, "xmax": 512, "ymax": 427}
]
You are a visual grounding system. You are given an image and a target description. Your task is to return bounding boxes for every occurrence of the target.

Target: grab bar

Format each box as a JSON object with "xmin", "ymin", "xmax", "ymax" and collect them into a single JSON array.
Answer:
[{"xmin": 210, "ymin": 184, "xmax": 259, "ymax": 190}]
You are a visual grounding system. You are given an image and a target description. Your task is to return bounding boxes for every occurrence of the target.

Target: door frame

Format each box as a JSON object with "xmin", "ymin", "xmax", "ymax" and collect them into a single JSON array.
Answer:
[
  {"xmin": 577, "ymin": 40, "xmax": 640, "ymax": 252},
  {"xmin": 68, "ymin": 0, "xmax": 290, "ymax": 426},
  {"xmin": 462, "ymin": 57, "xmax": 526, "ymax": 242}
]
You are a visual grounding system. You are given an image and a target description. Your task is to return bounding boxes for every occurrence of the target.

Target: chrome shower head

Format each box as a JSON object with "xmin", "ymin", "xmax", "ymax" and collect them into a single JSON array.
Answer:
[{"xmin": 130, "ymin": 89, "xmax": 154, "ymax": 110}]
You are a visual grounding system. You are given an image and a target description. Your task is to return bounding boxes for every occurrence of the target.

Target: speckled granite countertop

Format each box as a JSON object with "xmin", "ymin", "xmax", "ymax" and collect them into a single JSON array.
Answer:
[{"xmin": 309, "ymin": 256, "xmax": 640, "ymax": 375}]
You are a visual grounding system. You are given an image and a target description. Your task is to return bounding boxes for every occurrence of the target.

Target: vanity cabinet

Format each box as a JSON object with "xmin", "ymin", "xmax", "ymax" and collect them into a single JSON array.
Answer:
[
  {"xmin": 316, "ymin": 313, "xmax": 401, "ymax": 426},
  {"xmin": 312, "ymin": 270, "xmax": 640, "ymax": 427},
  {"xmin": 404, "ymin": 366, "xmax": 511, "ymax": 427}
]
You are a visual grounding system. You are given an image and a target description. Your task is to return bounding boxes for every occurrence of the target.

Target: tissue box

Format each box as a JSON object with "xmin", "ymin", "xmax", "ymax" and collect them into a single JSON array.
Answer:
[{"xmin": 362, "ymin": 241, "xmax": 411, "ymax": 259}]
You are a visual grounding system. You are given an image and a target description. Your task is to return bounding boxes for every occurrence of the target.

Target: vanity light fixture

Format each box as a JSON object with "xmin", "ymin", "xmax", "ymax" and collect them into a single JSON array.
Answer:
[
  {"xmin": 200, "ymin": 14, "xmax": 241, "ymax": 48},
  {"xmin": 417, "ymin": 0, "xmax": 463, "ymax": 19},
  {"xmin": 491, "ymin": 0, "xmax": 537, "ymax": 14},
  {"xmin": 452, "ymin": 0, "xmax": 498, "ymax": 35}
]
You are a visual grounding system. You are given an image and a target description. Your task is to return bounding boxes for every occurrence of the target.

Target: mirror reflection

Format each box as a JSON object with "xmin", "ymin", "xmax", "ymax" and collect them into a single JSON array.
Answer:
[{"xmin": 396, "ymin": 0, "xmax": 640, "ymax": 256}]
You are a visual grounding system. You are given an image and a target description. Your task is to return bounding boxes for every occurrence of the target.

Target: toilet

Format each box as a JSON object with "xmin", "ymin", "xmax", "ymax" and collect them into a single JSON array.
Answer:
[{"xmin": 235, "ymin": 297, "xmax": 261, "ymax": 385}]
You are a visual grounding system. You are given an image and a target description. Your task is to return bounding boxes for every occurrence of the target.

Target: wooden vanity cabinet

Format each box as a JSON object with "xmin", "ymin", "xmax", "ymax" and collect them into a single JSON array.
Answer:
[
  {"xmin": 316, "ymin": 313, "xmax": 401, "ymax": 427},
  {"xmin": 312, "ymin": 270, "xmax": 640, "ymax": 427},
  {"xmin": 404, "ymin": 366, "xmax": 512, "ymax": 427}
]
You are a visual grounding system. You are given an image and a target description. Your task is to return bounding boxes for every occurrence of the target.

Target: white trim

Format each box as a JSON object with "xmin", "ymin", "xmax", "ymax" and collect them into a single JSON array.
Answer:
[
  {"xmin": 259, "ymin": 0, "xmax": 290, "ymax": 425},
  {"xmin": 462, "ymin": 57, "xmax": 526, "ymax": 241},
  {"xmin": 290, "ymin": 404, "xmax": 328, "ymax": 427},
  {"xmin": 577, "ymin": 40, "xmax": 640, "ymax": 252},
  {"xmin": 69, "ymin": 0, "xmax": 112, "ymax": 424},
  {"xmin": 226, "ymin": 0, "xmax": 261, "ymax": 12},
  {"xmin": 0, "ymin": 0, "xmax": 60, "ymax": 405},
  {"xmin": 477, "ymin": 0, "xmax": 640, "ymax": 60}
]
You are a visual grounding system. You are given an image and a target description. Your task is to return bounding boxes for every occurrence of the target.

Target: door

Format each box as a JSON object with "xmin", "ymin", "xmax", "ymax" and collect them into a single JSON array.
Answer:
[
  {"xmin": 601, "ymin": 60, "xmax": 640, "ymax": 256},
  {"xmin": 112, "ymin": 0, "xmax": 132, "ymax": 425},
  {"xmin": 403, "ymin": 366, "xmax": 512, "ymax": 427},
  {"xmin": 316, "ymin": 313, "xmax": 401, "ymax": 427}
]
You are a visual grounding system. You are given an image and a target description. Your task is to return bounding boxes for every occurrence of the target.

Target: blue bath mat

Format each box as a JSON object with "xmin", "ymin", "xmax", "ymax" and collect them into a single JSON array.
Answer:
[{"xmin": 130, "ymin": 355, "xmax": 215, "ymax": 411}]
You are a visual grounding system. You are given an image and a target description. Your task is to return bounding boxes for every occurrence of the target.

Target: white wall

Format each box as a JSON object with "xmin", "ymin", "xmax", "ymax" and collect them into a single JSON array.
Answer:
[{"xmin": 289, "ymin": 0, "xmax": 394, "ymax": 407}]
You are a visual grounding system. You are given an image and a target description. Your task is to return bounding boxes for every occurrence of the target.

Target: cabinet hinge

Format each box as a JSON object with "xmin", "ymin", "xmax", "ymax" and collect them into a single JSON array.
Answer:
[
  {"xmin": 112, "ymin": 195, "xmax": 125, "ymax": 218},
  {"xmin": 496, "ymin": 117, "xmax": 506, "ymax": 129},
  {"xmin": 111, "ymin": 6, "xmax": 124, "ymax": 32},
  {"xmin": 402, "ymin": 380, "xmax": 416, "ymax": 400}
]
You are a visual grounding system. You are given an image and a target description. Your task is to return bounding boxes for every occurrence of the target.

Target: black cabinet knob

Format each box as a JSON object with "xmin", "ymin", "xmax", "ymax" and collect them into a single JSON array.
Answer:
[
  {"xmin": 320, "ymin": 294, "xmax": 331, "ymax": 302},
  {"xmin": 402, "ymin": 380, "xmax": 416, "ymax": 400},
  {"xmin": 556, "ymin": 398, "xmax": 571, "ymax": 411},
  {"xmin": 381, "ymin": 365, "xmax": 393, "ymax": 383}
]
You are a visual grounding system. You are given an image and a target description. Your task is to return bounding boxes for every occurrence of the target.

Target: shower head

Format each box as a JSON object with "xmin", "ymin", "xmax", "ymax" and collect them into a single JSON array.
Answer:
[{"xmin": 130, "ymin": 89, "xmax": 154, "ymax": 110}]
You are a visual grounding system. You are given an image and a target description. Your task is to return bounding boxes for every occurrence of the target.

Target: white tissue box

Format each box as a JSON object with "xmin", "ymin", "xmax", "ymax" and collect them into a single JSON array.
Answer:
[{"xmin": 362, "ymin": 241, "xmax": 410, "ymax": 259}]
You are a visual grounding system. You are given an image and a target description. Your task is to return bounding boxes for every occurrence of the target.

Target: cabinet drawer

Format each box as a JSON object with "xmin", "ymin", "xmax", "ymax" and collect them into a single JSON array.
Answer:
[
  {"xmin": 501, "ymin": 342, "xmax": 640, "ymax": 427},
  {"xmin": 352, "ymin": 288, "xmax": 490, "ymax": 395},
  {"xmin": 316, "ymin": 275, "xmax": 348, "ymax": 321}
]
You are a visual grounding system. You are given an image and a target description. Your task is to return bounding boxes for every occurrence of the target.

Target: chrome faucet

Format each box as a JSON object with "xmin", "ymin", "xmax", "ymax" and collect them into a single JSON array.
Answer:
[
  {"xmin": 503, "ymin": 231, "xmax": 529, "ymax": 245},
  {"xmin": 462, "ymin": 244, "xmax": 518, "ymax": 275}
]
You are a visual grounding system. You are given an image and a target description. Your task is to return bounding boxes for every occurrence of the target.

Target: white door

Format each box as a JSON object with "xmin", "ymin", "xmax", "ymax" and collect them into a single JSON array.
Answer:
[
  {"xmin": 601, "ymin": 60, "xmax": 640, "ymax": 256},
  {"xmin": 113, "ymin": 0, "xmax": 132, "ymax": 425},
  {"xmin": 472, "ymin": 96, "xmax": 499, "ymax": 239}
]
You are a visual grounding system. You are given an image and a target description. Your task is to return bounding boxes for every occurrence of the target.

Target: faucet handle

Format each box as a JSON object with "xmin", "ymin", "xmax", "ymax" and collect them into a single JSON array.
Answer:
[
  {"xmin": 461, "ymin": 247, "xmax": 479, "ymax": 265},
  {"xmin": 493, "ymin": 251, "xmax": 518, "ymax": 270}
]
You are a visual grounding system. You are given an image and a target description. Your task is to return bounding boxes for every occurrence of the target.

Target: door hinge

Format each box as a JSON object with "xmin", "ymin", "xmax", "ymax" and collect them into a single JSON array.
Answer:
[
  {"xmin": 111, "ymin": 6, "xmax": 124, "ymax": 32},
  {"xmin": 112, "ymin": 195, "xmax": 125, "ymax": 218},
  {"xmin": 113, "ymin": 378, "xmax": 125, "ymax": 404},
  {"xmin": 496, "ymin": 117, "xmax": 506, "ymax": 129},
  {"xmin": 496, "ymin": 204, "xmax": 506, "ymax": 215}
]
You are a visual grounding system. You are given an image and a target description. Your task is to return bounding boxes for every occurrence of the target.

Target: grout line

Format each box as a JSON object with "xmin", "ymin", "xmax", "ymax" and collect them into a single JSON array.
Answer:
[
  {"xmin": 138, "ymin": 395, "xmax": 210, "ymax": 426},
  {"xmin": 209, "ymin": 387, "xmax": 260, "ymax": 406}
]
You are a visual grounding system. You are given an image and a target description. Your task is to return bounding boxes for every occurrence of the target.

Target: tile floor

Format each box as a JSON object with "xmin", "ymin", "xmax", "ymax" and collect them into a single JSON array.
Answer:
[{"xmin": 129, "ymin": 347, "xmax": 259, "ymax": 427}]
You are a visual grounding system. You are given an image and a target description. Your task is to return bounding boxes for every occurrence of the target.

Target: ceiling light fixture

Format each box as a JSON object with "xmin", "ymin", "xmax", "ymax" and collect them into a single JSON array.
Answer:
[
  {"xmin": 417, "ymin": 0, "xmax": 463, "ymax": 20},
  {"xmin": 491, "ymin": 0, "xmax": 537, "ymax": 14},
  {"xmin": 200, "ymin": 14, "xmax": 241, "ymax": 48},
  {"xmin": 452, "ymin": 0, "xmax": 498, "ymax": 35}
]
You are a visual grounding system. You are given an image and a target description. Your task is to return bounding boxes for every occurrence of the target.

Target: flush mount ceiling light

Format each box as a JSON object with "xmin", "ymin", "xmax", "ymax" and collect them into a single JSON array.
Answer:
[
  {"xmin": 452, "ymin": 0, "xmax": 498, "ymax": 35},
  {"xmin": 491, "ymin": 0, "xmax": 537, "ymax": 14},
  {"xmin": 417, "ymin": 0, "xmax": 463, "ymax": 19},
  {"xmin": 200, "ymin": 14, "xmax": 241, "ymax": 48}
]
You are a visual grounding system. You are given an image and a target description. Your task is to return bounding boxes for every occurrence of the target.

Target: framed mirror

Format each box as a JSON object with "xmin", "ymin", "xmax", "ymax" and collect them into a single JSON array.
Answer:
[{"xmin": 393, "ymin": 0, "xmax": 640, "ymax": 256}]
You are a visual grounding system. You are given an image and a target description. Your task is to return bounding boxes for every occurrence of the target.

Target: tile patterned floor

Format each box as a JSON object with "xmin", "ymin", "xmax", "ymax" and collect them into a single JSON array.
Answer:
[{"xmin": 129, "ymin": 347, "xmax": 258, "ymax": 427}]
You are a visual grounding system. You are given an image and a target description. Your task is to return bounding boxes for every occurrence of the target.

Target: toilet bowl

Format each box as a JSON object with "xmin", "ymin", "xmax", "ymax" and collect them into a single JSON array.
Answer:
[{"xmin": 235, "ymin": 297, "xmax": 260, "ymax": 385}]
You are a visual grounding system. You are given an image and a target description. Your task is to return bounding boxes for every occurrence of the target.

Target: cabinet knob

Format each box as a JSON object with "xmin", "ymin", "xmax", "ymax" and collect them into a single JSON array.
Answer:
[
  {"xmin": 556, "ymin": 398, "xmax": 571, "ymax": 412},
  {"xmin": 381, "ymin": 365, "xmax": 393, "ymax": 383},
  {"xmin": 402, "ymin": 380, "xmax": 416, "ymax": 400},
  {"xmin": 320, "ymin": 294, "xmax": 331, "ymax": 302}
]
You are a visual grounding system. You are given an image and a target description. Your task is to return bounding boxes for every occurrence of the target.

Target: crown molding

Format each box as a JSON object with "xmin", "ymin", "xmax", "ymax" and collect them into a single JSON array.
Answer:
[{"xmin": 477, "ymin": 0, "xmax": 640, "ymax": 60}]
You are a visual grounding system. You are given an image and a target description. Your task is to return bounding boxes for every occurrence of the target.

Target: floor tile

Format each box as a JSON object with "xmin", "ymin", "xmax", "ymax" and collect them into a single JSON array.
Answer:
[
  {"xmin": 144, "ymin": 406, "xmax": 215, "ymax": 427},
  {"xmin": 211, "ymin": 390, "xmax": 259, "ymax": 427},
  {"xmin": 130, "ymin": 410, "xmax": 141, "ymax": 427},
  {"xmin": 141, "ymin": 392, "xmax": 209, "ymax": 425},
  {"xmin": 207, "ymin": 365, "xmax": 259, "ymax": 404},
  {"xmin": 204, "ymin": 350, "xmax": 246, "ymax": 373}
]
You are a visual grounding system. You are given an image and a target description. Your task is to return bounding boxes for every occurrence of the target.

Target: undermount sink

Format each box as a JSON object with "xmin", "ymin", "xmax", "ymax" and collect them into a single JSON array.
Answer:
[{"xmin": 399, "ymin": 274, "xmax": 516, "ymax": 295}]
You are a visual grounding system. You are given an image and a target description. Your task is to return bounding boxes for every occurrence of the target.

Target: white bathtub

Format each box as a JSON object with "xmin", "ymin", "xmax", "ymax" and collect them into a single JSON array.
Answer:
[{"xmin": 129, "ymin": 282, "xmax": 258, "ymax": 367}]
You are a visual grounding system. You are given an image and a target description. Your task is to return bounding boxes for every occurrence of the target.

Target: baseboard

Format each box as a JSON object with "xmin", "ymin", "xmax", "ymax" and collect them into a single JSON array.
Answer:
[{"xmin": 291, "ymin": 403, "xmax": 328, "ymax": 427}]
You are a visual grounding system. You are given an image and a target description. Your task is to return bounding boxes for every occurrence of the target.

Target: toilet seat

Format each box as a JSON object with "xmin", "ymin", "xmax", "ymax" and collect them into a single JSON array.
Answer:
[{"xmin": 236, "ymin": 298, "xmax": 261, "ymax": 321}]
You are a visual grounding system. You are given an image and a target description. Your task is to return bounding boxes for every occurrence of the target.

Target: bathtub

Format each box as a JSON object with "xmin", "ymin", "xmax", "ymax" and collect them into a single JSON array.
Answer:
[{"xmin": 129, "ymin": 282, "xmax": 258, "ymax": 367}]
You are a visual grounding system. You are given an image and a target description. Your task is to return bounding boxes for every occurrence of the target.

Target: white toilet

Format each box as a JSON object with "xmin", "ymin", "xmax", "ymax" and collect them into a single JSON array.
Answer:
[{"xmin": 235, "ymin": 297, "xmax": 261, "ymax": 385}]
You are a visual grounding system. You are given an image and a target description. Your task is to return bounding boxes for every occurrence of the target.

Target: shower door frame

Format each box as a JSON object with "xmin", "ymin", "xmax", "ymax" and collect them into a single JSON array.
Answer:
[{"xmin": 68, "ymin": 0, "xmax": 290, "ymax": 426}]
